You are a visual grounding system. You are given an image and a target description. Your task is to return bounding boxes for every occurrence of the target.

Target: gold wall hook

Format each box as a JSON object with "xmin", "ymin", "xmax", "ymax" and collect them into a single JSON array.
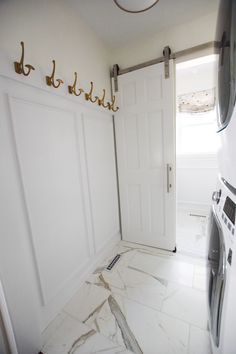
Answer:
[
  {"xmin": 85, "ymin": 82, "xmax": 98, "ymax": 103},
  {"xmin": 46, "ymin": 60, "xmax": 64, "ymax": 88},
  {"xmin": 109, "ymin": 95, "xmax": 119, "ymax": 112},
  {"xmin": 97, "ymin": 89, "xmax": 109, "ymax": 108},
  {"xmin": 14, "ymin": 41, "xmax": 35, "ymax": 76},
  {"xmin": 68, "ymin": 72, "xmax": 84, "ymax": 96}
]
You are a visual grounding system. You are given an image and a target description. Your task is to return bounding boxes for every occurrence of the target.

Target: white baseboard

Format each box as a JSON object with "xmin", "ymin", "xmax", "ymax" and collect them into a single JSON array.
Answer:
[
  {"xmin": 177, "ymin": 201, "xmax": 211, "ymax": 214},
  {"xmin": 41, "ymin": 232, "xmax": 121, "ymax": 333}
]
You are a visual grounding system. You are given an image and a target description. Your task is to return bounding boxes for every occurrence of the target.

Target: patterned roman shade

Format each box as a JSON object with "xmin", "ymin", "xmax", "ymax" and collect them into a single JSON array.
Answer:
[{"xmin": 178, "ymin": 88, "xmax": 216, "ymax": 113}]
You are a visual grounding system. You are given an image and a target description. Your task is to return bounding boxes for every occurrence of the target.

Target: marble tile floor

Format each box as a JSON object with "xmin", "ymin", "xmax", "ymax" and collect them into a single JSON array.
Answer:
[
  {"xmin": 176, "ymin": 208, "xmax": 209, "ymax": 258},
  {"xmin": 41, "ymin": 241, "xmax": 211, "ymax": 354}
]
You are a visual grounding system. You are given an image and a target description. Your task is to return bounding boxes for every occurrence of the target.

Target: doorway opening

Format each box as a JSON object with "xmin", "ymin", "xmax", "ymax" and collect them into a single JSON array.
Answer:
[{"xmin": 176, "ymin": 55, "xmax": 218, "ymax": 258}]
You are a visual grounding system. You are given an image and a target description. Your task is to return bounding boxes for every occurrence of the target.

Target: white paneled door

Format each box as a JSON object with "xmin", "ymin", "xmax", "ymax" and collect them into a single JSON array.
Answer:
[{"xmin": 115, "ymin": 61, "xmax": 176, "ymax": 250}]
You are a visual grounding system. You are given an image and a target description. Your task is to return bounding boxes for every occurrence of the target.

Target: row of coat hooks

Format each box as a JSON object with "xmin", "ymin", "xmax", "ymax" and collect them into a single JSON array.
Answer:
[{"xmin": 14, "ymin": 41, "xmax": 119, "ymax": 112}]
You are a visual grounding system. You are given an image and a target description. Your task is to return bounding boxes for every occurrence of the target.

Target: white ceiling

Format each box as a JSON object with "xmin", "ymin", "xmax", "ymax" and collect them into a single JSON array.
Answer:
[{"xmin": 70, "ymin": 0, "xmax": 219, "ymax": 49}]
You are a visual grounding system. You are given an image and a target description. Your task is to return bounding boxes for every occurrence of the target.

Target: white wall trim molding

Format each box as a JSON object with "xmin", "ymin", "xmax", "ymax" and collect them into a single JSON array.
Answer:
[
  {"xmin": 81, "ymin": 112, "xmax": 120, "ymax": 255},
  {"xmin": 6, "ymin": 94, "xmax": 46, "ymax": 306},
  {"xmin": 0, "ymin": 65, "xmax": 109, "ymax": 118},
  {"xmin": 7, "ymin": 94, "xmax": 93, "ymax": 307},
  {"xmin": 177, "ymin": 201, "xmax": 211, "ymax": 213},
  {"xmin": 81, "ymin": 113, "xmax": 96, "ymax": 254}
]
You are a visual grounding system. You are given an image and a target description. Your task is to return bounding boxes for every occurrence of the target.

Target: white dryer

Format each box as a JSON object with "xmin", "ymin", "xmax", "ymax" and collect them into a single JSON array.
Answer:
[
  {"xmin": 218, "ymin": 110, "xmax": 236, "ymax": 188},
  {"xmin": 216, "ymin": 0, "xmax": 236, "ymax": 187}
]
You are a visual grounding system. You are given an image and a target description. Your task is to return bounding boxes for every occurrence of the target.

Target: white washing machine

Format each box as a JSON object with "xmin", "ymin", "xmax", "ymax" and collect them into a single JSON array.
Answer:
[
  {"xmin": 208, "ymin": 176, "xmax": 236, "ymax": 354},
  {"xmin": 216, "ymin": 0, "xmax": 236, "ymax": 188}
]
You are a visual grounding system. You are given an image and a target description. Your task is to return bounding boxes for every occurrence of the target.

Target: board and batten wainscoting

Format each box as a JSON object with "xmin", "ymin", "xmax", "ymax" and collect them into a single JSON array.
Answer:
[{"xmin": 0, "ymin": 57, "xmax": 120, "ymax": 354}]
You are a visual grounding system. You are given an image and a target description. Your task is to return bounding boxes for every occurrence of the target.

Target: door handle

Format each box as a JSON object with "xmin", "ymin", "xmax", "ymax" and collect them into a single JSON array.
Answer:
[
  {"xmin": 211, "ymin": 268, "xmax": 216, "ymax": 277},
  {"xmin": 167, "ymin": 164, "xmax": 172, "ymax": 193}
]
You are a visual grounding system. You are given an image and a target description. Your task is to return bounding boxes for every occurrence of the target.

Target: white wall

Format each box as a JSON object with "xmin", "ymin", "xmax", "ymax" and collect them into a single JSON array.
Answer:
[
  {"xmin": 177, "ymin": 155, "xmax": 218, "ymax": 210},
  {"xmin": 177, "ymin": 58, "xmax": 217, "ymax": 94},
  {"xmin": 110, "ymin": 12, "xmax": 218, "ymax": 68},
  {"xmin": 0, "ymin": 0, "xmax": 111, "ymax": 94},
  {"xmin": 176, "ymin": 58, "xmax": 218, "ymax": 210}
]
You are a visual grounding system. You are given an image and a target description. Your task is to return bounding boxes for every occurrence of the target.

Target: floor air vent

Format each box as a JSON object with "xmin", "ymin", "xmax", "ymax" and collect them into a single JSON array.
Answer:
[
  {"xmin": 106, "ymin": 254, "xmax": 121, "ymax": 271},
  {"xmin": 189, "ymin": 213, "xmax": 206, "ymax": 218}
]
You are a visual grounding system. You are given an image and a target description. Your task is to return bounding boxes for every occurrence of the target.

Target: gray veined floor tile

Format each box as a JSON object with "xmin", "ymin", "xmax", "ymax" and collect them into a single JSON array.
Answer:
[
  {"xmin": 42, "ymin": 313, "xmax": 133, "ymax": 354},
  {"xmin": 42, "ymin": 241, "xmax": 210, "ymax": 354},
  {"xmin": 161, "ymin": 283, "xmax": 208, "ymax": 329},
  {"xmin": 128, "ymin": 251, "xmax": 195, "ymax": 288},
  {"xmin": 193, "ymin": 265, "xmax": 207, "ymax": 291},
  {"xmin": 189, "ymin": 325, "xmax": 212, "ymax": 354},
  {"xmin": 73, "ymin": 243, "xmax": 205, "ymax": 320},
  {"xmin": 84, "ymin": 244, "xmax": 171, "ymax": 313},
  {"xmin": 42, "ymin": 312, "xmax": 67, "ymax": 345},
  {"xmin": 92, "ymin": 263, "xmax": 167, "ymax": 311},
  {"xmin": 119, "ymin": 241, "xmax": 174, "ymax": 258},
  {"xmin": 108, "ymin": 296, "xmax": 189, "ymax": 354},
  {"xmin": 63, "ymin": 281, "xmax": 110, "ymax": 323},
  {"xmin": 63, "ymin": 280, "xmax": 189, "ymax": 354},
  {"xmin": 176, "ymin": 209, "xmax": 209, "ymax": 258}
]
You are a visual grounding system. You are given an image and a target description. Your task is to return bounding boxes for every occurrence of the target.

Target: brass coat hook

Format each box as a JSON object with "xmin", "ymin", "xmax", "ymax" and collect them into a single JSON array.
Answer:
[
  {"xmin": 46, "ymin": 60, "xmax": 64, "ymax": 88},
  {"xmin": 68, "ymin": 72, "xmax": 84, "ymax": 96},
  {"xmin": 109, "ymin": 95, "xmax": 119, "ymax": 112},
  {"xmin": 14, "ymin": 41, "xmax": 35, "ymax": 76},
  {"xmin": 97, "ymin": 89, "xmax": 109, "ymax": 108},
  {"xmin": 85, "ymin": 82, "xmax": 98, "ymax": 103}
]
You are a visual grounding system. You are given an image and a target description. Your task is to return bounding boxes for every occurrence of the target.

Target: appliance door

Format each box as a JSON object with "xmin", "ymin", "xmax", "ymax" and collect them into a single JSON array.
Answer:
[
  {"xmin": 216, "ymin": 0, "xmax": 236, "ymax": 131},
  {"xmin": 207, "ymin": 207, "xmax": 226, "ymax": 347}
]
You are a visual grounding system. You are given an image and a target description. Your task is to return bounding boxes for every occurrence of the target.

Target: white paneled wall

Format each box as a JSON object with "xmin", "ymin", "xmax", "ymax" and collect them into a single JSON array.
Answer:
[
  {"xmin": 10, "ymin": 97, "xmax": 90, "ymax": 305},
  {"xmin": 0, "ymin": 75, "xmax": 120, "ymax": 354}
]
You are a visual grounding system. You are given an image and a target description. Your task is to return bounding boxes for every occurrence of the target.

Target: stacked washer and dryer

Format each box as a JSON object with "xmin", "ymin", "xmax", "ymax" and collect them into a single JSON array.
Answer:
[{"xmin": 207, "ymin": 0, "xmax": 236, "ymax": 353}]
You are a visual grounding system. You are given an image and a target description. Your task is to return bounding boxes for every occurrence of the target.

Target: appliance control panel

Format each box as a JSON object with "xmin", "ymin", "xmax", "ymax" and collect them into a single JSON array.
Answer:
[
  {"xmin": 221, "ymin": 196, "xmax": 236, "ymax": 237},
  {"xmin": 223, "ymin": 196, "xmax": 236, "ymax": 225}
]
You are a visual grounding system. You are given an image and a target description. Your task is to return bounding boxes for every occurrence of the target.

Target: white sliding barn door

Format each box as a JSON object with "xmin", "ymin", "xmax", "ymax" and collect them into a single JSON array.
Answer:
[{"xmin": 115, "ymin": 61, "xmax": 176, "ymax": 251}]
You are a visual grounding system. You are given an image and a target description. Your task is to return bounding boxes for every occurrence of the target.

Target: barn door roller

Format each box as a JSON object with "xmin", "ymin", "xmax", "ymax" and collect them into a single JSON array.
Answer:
[
  {"xmin": 112, "ymin": 64, "xmax": 120, "ymax": 92},
  {"xmin": 163, "ymin": 46, "xmax": 171, "ymax": 79}
]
